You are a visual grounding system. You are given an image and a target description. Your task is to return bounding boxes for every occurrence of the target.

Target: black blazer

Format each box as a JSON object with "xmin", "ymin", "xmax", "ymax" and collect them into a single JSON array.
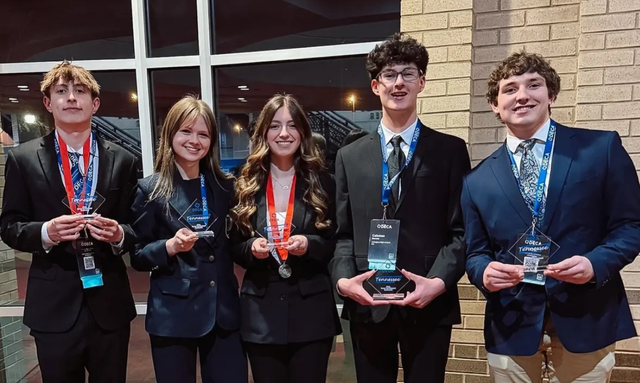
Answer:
[
  {"xmin": 0, "ymin": 131, "xmax": 138, "ymax": 332},
  {"xmin": 331, "ymin": 123, "xmax": 471, "ymax": 325},
  {"xmin": 231, "ymin": 172, "xmax": 341, "ymax": 344},
  {"xmin": 130, "ymin": 171, "xmax": 240, "ymax": 338}
]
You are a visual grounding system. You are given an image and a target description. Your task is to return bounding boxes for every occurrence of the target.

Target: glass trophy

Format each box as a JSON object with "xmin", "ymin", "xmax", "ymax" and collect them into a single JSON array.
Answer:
[
  {"xmin": 508, "ymin": 225, "xmax": 559, "ymax": 285},
  {"xmin": 363, "ymin": 219, "xmax": 411, "ymax": 300},
  {"xmin": 257, "ymin": 213, "xmax": 297, "ymax": 278},
  {"xmin": 62, "ymin": 193, "xmax": 106, "ymax": 289},
  {"xmin": 178, "ymin": 199, "xmax": 218, "ymax": 238}
]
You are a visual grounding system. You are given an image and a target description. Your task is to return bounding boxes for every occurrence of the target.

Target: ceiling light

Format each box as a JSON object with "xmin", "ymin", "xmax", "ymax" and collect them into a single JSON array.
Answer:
[
  {"xmin": 130, "ymin": 93, "xmax": 138, "ymax": 101},
  {"xmin": 19, "ymin": 88, "xmax": 29, "ymax": 92},
  {"xmin": 8, "ymin": 97, "xmax": 17, "ymax": 101},
  {"xmin": 24, "ymin": 114, "xmax": 36, "ymax": 124},
  {"xmin": 240, "ymin": 88, "xmax": 249, "ymax": 91},
  {"xmin": 10, "ymin": 100, "xmax": 19, "ymax": 103},
  {"xmin": 17, "ymin": 85, "xmax": 28, "ymax": 89},
  {"xmin": 237, "ymin": 85, "xmax": 248, "ymax": 89}
]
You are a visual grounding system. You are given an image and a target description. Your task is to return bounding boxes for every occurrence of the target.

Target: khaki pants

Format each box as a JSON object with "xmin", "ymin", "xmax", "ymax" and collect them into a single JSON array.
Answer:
[{"xmin": 487, "ymin": 319, "xmax": 615, "ymax": 383}]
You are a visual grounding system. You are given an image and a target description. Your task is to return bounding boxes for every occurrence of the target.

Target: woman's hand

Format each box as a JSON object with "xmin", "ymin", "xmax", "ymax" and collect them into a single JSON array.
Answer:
[{"xmin": 166, "ymin": 228, "xmax": 198, "ymax": 256}]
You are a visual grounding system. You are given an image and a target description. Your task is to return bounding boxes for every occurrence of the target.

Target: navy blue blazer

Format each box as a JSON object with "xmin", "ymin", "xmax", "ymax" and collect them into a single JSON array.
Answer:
[
  {"xmin": 463, "ymin": 123, "xmax": 640, "ymax": 356},
  {"xmin": 130, "ymin": 170, "xmax": 240, "ymax": 338}
]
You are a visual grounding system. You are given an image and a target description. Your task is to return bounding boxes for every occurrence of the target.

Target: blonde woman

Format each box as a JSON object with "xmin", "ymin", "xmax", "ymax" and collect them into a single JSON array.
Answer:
[
  {"xmin": 231, "ymin": 94, "xmax": 340, "ymax": 383},
  {"xmin": 131, "ymin": 96, "xmax": 247, "ymax": 383}
]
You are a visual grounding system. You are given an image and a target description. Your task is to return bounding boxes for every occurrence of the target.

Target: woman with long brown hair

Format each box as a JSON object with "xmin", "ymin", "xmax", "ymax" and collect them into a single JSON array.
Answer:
[
  {"xmin": 231, "ymin": 94, "xmax": 340, "ymax": 383},
  {"xmin": 131, "ymin": 96, "xmax": 247, "ymax": 383}
]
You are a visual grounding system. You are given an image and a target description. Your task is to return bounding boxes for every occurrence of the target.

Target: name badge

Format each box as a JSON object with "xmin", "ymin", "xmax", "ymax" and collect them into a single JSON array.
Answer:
[{"xmin": 74, "ymin": 234, "xmax": 103, "ymax": 289}]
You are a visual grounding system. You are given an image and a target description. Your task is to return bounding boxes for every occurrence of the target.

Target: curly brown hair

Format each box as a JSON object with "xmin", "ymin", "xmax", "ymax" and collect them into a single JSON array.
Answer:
[
  {"xmin": 366, "ymin": 33, "xmax": 429, "ymax": 80},
  {"xmin": 231, "ymin": 94, "xmax": 330, "ymax": 236},
  {"xmin": 486, "ymin": 51, "xmax": 561, "ymax": 117}
]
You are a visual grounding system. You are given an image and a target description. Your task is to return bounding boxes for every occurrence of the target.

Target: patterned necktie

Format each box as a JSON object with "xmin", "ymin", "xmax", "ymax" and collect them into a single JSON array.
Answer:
[
  {"xmin": 69, "ymin": 152, "xmax": 84, "ymax": 199},
  {"xmin": 388, "ymin": 135, "xmax": 405, "ymax": 210},
  {"xmin": 517, "ymin": 139, "xmax": 546, "ymax": 225}
]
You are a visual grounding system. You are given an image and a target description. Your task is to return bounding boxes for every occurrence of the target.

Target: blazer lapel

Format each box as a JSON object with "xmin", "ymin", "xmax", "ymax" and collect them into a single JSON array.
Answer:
[
  {"xmin": 540, "ymin": 124, "xmax": 576, "ymax": 233},
  {"xmin": 37, "ymin": 132, "xmax": 67, "ymax": 215},
  {"xmin": 94, "ymin": 136, "xmax": 114, "ymax": 213},
  {"xmin": 396, "ymin": 122, "xmax": 431, "ymax": 210},
  {"xmin": 291, "ymin": 178, "xmax": 308, "ymax": 235},
  {"xmin": 490, "ymin": 145, "xmax": 532, "ymax": 227}
]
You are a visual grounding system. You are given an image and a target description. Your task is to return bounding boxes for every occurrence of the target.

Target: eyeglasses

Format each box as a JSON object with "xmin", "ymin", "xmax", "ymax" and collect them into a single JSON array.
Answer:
[{"xmin": 377, "ymin": 68, "xmax": 423, "ymax": 84}]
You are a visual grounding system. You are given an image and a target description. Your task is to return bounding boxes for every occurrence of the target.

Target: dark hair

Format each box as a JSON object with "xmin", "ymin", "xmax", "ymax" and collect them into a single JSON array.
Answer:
[
  {"xmin": 487, "ymin": 51, "xmax": 561, "ymax": 116},
  {"xmin": 341, "ymin": 128, "xmax": 368, "ymax": 147},
  {"xmin": 366, "ymin": 33, "xmax": 429, "ymax": 80},
  {"xmin": 311, "ymin": 132, "xmax": 326, "ymax": 153}
]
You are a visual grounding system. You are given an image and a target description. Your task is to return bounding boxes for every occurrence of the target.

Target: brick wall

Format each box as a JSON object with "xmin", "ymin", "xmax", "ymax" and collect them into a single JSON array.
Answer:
[{"xmin": 401, "ymin": 0, "xmax": 640, "ymax": 382}]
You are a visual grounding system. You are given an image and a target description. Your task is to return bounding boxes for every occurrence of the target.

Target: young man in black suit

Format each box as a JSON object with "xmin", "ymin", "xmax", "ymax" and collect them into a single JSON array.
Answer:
[
  {"xmin": 330, "ymin": 33, "xmax": 471, "ymax": 383},
  {"xmin": 0, "ymin": 62, "xmax": 138, "ymax": 383}
]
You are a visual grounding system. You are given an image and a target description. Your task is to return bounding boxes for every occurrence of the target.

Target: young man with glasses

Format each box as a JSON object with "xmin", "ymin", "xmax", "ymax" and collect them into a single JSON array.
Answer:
[{"xmin": 331, "ymin": 33, "xmax": 471, "ymax": 383}]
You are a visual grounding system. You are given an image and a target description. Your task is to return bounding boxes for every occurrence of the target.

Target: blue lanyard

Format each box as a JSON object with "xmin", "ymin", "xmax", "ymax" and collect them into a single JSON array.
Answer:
[
  {"xmin": 506, "ymin": 121, "xmax": 556, "ymax": 227},
  {"xmin": 378, "ymin": 122, "xmax": 421, "ymax": 206},
  {"xmin": 54, "ymin": 131, "xmax": 97, "ymax": 206},
  {"xmin": 199, "ymin": 173, "xmax": 209, "ymax": 228}
]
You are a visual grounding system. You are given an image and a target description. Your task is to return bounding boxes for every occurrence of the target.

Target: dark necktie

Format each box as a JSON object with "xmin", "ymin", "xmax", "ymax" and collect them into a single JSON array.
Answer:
[{"xmin": 388, "ymin": 135, "xmax": 405, "ymax": 211}]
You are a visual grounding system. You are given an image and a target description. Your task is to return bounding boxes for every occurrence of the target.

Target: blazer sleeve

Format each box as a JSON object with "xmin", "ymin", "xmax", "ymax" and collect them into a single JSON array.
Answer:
[
  {"xmin": 426, "ymin": 138, "xmax": 471, "ymax": 290},
  {"xmin": 115, "ymin": 154, "xmax": 139, "ymax": 255},
  {"xmin": 584, "ymin": 132, "xmax": 640, "ymax": 288},
  {"xmin": 129, "ymin": 182, "xmax": 175, "ymax": 272},
  {"xmin": 0, "ymin": 150, "xmax": 48, "ymax": 253},
  {"xmin": 461, "ymin": 175, "xmax": 494, "ymax": 295},
  {"xmin": 300, "ymin": 173, "xmax": 337, "ymax": 264},
  {"xmin": 330, "ymin": 149, "xmax": 358, "ymax": 286}
]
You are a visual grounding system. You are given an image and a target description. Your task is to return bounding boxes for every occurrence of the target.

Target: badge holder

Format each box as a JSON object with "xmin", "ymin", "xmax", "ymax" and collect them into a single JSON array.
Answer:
[
  {"xmin": 508, "ymin": 224, "xmax": 559, "ymax": 285},
  {"xmin": 257, "ymin": 215, "xmax": 297, "ymax": 279},
  {"xmin": 364, "ymin": 217, "xmax": 411, "ymax": 300},
  {"xmin": 178, "ymin": 199, "xmax": 218, "ymax": 238},
  {"xmin": 62, "ymin": 193, "xmax": 106, "ymax": 289}
]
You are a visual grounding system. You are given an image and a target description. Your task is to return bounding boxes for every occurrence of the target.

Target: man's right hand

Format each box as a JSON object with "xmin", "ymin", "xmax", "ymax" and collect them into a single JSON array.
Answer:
[
  {"xmin": 337, "ymin": 270, "xmax": 387, "ymax": 306},
  {"xmin": 482, "ymin": 261, "xmax": 524, "ymax": 292},
  {"xmin": 46, "ymin": 215, "xmax": 85, "ymax": 243}
]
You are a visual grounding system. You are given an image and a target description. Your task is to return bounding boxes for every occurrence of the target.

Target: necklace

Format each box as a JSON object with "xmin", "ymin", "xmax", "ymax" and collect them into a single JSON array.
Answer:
[{"xmin": 271, "ymin": 176, "xmax": 293, "ymax": 190}]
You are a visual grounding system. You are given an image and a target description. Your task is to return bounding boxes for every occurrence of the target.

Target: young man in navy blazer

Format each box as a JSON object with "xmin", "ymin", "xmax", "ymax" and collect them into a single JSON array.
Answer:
[{"xmin": 462, "ymin": 52, "xmax": 640, "ymax": 382}]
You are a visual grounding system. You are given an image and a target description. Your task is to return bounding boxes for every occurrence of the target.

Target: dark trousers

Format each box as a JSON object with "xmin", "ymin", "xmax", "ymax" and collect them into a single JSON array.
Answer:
[
  {"xmin": 245, "ymin": 337, "xmax": 334, "ymax": 383},
  {"xmin": 150, "ymin": 326, "xmax": 248, "ymax": 383},
  {"xmin": 30, "ymin": 304, "xmax": 131, "ymax": 383},
  {"xmin": 349, "ymin": 308, "xmax": 452, "ymax": 383}
]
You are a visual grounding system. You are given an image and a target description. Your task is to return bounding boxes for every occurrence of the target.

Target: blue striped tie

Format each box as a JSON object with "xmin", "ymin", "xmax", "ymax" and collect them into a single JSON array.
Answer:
[{"xmin": 69, "ymin": 152, "xmax": 84, "ymax": 198}]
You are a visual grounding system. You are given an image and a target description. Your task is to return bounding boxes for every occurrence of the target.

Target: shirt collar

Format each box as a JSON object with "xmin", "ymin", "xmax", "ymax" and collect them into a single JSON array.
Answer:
[
  {"xmin": 506, "ymin": 118, "xmax": 551, "ymax": 154},
  {"xmin": 55, "ymin": 129, "xmax": 91, "ymax": 154},
  {"xmin": 380, "ymin": 118, "xmax": 418, "ymax": 147}
]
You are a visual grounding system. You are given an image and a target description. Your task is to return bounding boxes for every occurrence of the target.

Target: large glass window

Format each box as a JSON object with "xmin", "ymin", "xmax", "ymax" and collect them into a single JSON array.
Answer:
[
  {"xmin": 149, "ymin": 67, "xmax": 202, "ymax": 150},
  {"xmin": 211, "ymin": 0, "xmax": 399, "ymax": 54},
  {"xmin": 0, "ymin": 1, "xmax": 134, "ymax": 63},
  {"xmin": 213, "ymin": 56, "xmax": 381, "ymax": 172},
  {"xmin": 146, "ymin": 0, "xmax": 199, "ymax": 57}
]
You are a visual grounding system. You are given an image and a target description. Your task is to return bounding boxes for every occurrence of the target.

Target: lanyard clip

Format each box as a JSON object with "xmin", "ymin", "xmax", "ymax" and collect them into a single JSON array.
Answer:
[{"xmin": 381, "ymin": 203, "xmax": 388, "ymax": 221}]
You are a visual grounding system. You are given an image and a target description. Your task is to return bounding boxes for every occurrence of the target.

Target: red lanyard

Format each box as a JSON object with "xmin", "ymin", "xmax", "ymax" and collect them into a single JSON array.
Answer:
[
  {"xmin": 266, "ymin": 172, "xmax": 296, "ymax": 261},
  {"xmin": 58, "ymin": 135, "xmax": 91, "ymax": 214}
]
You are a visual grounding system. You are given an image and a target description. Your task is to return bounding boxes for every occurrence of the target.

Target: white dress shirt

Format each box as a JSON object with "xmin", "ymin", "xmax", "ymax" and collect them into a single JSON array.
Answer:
[
  {"xmin": 380, "ymin": 118, "xmax": 419, "ymax": 197},
  {"xmin": 505, "ymin": 118, "xmax": 555, "ymax": 195}
]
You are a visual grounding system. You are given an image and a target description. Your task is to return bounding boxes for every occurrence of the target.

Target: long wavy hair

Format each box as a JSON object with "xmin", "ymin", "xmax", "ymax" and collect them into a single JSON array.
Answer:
[
  {"xmin": 150, "ymin": 95, "xmax": 230, "ymax": 207},
  {"xmin": 232, "ymin": 94, "xmax": 330, "ymax": 236}
]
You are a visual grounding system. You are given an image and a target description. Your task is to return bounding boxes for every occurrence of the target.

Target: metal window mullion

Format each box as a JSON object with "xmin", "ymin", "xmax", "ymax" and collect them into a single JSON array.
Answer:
[
  {"xmin": 196, "ymin": 0, "xmax": 214, "ymax": 109},
  {"xmin": 131, "ymin": 0, "xmax": 154, "ymax": 177}
]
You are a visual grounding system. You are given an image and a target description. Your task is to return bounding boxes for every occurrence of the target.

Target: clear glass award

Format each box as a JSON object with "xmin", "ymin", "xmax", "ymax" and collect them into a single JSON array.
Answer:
[
  {"xmin": 364, "ymin": 219, "xmax": 411, "ymax": 300},
  {"xmin": 508, "ymin": 225, "xmax": 559, "ymax": 285},
  {"xmin": 257, "ymin": 213, "xmax": 297, "ymax": 278},
  {"xmin": 178, "ymin": 199, "xmax": 218, "ymax": 238},
  {"xmin": 61, "ymin": 192, "xmax": 106, "ymax": 220}
]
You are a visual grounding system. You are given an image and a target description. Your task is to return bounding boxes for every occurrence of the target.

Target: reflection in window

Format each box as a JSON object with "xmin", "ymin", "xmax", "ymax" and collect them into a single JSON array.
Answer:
[
  {"xmin": 149, "ymin": 67, "xmax": 201, "ymax": 151},
  {"xmin": 213, "ymin": 56, "xmax": 382, "ymax": 173},
  {"xmin": 211, "ymin": 0, "xmax": 399, "ymax": 54},
  {"xmin": 0, "ymin": 71, "xmax": 143, "ymax": 305},
  {"xmin": 146, "ymin": 0, "xmax": 199, "ymax": 57},
  {"xmin": 0, "ymin": 1, "xmax": 134, "ymax": 63}
]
